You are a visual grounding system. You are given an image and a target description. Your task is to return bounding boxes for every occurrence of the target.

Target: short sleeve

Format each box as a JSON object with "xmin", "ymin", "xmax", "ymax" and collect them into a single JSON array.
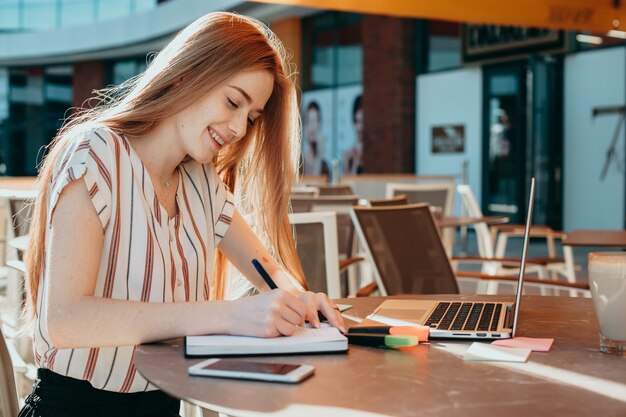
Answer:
[
  {"xmin": 204, "ymin": 164, "xmax": 235, "ymax": 246},
  {"xmin": 48, "ymin": 128, "xmax": 114, "ymax": 231}
]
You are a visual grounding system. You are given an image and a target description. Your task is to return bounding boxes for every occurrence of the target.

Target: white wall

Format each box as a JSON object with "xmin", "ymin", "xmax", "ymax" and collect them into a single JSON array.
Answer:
[
  {"xmin": 564, "ymin": 47, "xmax": 625, "ymax": 230},
  {"xmin": 416, "ymin": 68, "xmax": 483, "ymax": 215}
]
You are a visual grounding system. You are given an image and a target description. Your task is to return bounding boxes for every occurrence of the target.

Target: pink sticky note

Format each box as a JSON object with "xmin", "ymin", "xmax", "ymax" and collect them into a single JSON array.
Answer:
[{"xmin": 491, "ymin": 337, "xmax": 554, "ymax": 352}]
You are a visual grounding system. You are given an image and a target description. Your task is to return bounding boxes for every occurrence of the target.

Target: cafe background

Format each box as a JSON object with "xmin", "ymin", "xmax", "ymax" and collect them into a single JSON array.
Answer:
[{"xmin": 0, "ymin": 0, "xmax": 623, "ymax": 231}]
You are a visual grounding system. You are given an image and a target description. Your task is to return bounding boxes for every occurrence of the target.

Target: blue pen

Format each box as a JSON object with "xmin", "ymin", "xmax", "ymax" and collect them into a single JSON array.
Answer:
[{"xmin": 252, "ymin": 259, "xmax": 278, "ymax": 290}]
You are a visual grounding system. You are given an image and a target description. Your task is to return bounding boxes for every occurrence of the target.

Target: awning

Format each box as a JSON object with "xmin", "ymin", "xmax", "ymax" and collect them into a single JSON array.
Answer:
[{"xmin": 250, "ymin": 0, "xmax": 626, "ymax": 32}]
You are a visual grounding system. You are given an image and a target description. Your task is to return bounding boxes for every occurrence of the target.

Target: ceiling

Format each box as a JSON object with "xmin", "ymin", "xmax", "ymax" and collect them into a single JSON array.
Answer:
[{"xmin": 250, "ymin": 0, "xmax": 626, "ymax": 32}]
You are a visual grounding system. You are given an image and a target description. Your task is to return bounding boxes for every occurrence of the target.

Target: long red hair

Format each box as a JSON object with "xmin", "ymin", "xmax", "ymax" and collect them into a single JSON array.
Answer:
[{"xmin": 24, "ymin": 12, "xmax": 306, "ymax": 322}]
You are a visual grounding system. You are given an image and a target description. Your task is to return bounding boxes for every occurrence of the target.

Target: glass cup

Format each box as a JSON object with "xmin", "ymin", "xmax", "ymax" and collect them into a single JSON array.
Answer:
[{"xmin": 588, "ymin": 252, "xmax": 626, "ymax": 354}]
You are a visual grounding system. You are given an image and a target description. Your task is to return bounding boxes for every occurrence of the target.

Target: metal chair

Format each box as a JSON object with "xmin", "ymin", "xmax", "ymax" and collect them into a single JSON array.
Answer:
[
  {"xmin": 351, "ymin": 203, "xmax": 460, "ymax": 296},
  {"xmin": 315, "ymin": 184, "xmax": 354, "ymax": 196},
  {"xmin": 290, "ymin": 195, "xmax": 364, "ymax": 296},
  {"xmin": 456, "ymin": 184, "xmax": 571, "ymax": 287},
  {"xmin": 289, "ymin": 212, "xmax": 342, "ymax": 298},
  {"xmin": 350, "ymin": 203, "xmax": 588, "ymax": 297},
  {"xmin": 386, "ymin": 182, "xmax": 455, "ymax": 253},
  {"xmin": 368, "ymin": 194, "xmax": 409, "ymax": 207}
]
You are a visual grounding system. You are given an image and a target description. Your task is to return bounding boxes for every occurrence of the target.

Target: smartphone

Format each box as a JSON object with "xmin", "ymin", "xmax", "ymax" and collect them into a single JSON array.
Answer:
[{"xmin": 188, "ymin": 358, "xmax": 315, "ymax": 383}]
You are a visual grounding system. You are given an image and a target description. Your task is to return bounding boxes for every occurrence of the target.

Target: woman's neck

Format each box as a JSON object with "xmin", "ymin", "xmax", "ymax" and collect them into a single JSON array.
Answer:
[{"xmin": 126, "ymin": 121, "xmax": 186, "ymax": 186}]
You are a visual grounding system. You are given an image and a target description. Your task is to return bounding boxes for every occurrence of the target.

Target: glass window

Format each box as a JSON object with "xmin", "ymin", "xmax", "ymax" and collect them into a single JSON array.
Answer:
[
  {"xmin": 0, "ymin": 69, "xmax": 9, "ymax": 122},
  {"xmin": 307, "ymin": 13, "xmax": 336, "ymax": 88},
  {"xmin": 61, "ymin": 0, "xmax": 95, "ymax": 27},
  {"xmin": 427, "ymin": 20, "xmax": 461, "ymax": 72},
  {"xmin": 0, "ymin": 1, "xmax": 20, "ymax": 31},
  {"xmin": 336, "ymin": 16, "xmax": 362, "ymax": 85},
  {"xmin": 44, "ymin": 66, "xmax": 73, "ymax": 104},
  {"xmin": 135, "ymin": 0, "xmax": 157, "ymax": 13},
  {"xmin": 98, "ymin": 0, "xmax": 132, "ymax": 21},
  {"xmin": 23, "ymin": 0, "xmax": 57, "ymax": 31},
  {"xmin": 303, "ymin": 12, "xmax": 362, "ymax": 89},
  {"xmin": 111, "ymin": 58, "xmax": 147, "ymax": 85}
]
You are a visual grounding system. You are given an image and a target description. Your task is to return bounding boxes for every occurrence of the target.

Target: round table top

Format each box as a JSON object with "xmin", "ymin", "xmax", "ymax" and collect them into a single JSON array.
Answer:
[{"xmin": 134, "ymin": 295, "xmax": 626, "ymax": 417}]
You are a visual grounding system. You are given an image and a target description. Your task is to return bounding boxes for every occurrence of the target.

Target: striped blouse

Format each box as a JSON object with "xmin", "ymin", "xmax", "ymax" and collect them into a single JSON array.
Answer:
[{"xmin": 33, "ymin": 126, "xmax": 235, "ymax": 392}]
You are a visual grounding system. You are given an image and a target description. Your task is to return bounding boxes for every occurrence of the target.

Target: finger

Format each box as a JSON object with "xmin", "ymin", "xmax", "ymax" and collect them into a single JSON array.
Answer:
[
  {"xmin": 281, "ymin": 291, "xmax": 308, "ymax": 320},
  {"xmin": 275, "ymin": 316, "xmax": 298, "ymax": 336},
  {"xmin": 316, "ymin": 294, "xmax": 346, "ymax": 333},
  {"xmin": 273, "ymin": 298, "xmax": 305, "ymax": 326},
  {"xmin": 296, "ymin": 291, "xmax": 320, "ymax": 328},
  {"xmin": 303, "ymin": 295, "xmax": 320, "ymax": 328}
]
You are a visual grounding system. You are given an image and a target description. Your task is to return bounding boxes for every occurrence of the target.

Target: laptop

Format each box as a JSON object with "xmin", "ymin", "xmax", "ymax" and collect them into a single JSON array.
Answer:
[{"xmin": 364, "ymin": 177, "xmax": 536, "ymax": 340}]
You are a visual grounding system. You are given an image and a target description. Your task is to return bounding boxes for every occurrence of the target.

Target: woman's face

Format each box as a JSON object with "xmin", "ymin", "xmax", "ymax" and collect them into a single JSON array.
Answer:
[
  {"xmin": 305, "ymin": 107, "xmax": 321, "ymax": 143},
  {"xmin": 354, "ymin": 107, "xmax": 364, "ymax": 144},
  {"xmin": 172, "ymin": 69, "xmax": 274, "ymax": 164}
]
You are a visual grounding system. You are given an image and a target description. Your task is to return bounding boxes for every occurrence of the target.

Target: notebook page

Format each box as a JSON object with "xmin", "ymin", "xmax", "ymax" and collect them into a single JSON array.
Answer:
[{"xmin": 187, "ymin": 327, "xmax": 345, "ymax": 347}]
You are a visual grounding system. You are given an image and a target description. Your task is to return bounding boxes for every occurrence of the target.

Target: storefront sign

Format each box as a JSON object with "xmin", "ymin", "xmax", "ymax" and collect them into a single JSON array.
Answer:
[
  {"xmin": 432, "ymin": 125, "xmax": 464, "ymax": 154},
  {"xmin": 463, "ymin": 24, "xmax": 564, "ymax": 63}
]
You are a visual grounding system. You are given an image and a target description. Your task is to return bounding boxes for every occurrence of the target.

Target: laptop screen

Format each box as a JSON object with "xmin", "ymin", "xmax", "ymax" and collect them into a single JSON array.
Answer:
[{"xmin": 511, "ymin": 177, "xmax": 536, "ymax": 337}]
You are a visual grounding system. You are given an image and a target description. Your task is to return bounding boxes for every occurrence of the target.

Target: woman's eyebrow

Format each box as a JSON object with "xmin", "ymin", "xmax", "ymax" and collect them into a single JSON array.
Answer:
[{"xmin": 228, "ymin": 85, "xmax": 252, "ymax": 104}]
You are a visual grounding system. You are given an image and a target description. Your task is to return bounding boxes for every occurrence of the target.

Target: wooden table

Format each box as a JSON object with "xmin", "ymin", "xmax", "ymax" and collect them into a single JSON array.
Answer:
[
  {"xmin": 562, "ymin": 229, "xmax": 626, "ymax": 247},
  {"xmin": 134, "ymin": 295, "xmax": 626, "ymax": 417}
]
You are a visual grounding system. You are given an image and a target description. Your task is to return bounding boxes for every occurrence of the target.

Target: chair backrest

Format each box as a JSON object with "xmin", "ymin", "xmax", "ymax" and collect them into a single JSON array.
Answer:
[
  {"xmin": 291, "ymin": 186, "xmax": 320, "ymax": 198},
  {"xmin": 290, "ymin": 195, "xmax": 361, "ymax": 260},
  {"xmin": 343, "ymin": 174, "xmax": 456, "ymax": 200},
  {"xmin": 289, "ymin": 212, "xmax": 341, "ymax": 298},
  {"xmin": 316, "ymin": 184, "xmax": 354, "ymax": 196},
  {"xmin": 386, "ymin": 182, "xmax": 454, "ymax": 216},
  {"xmin": 0, "ymin": 328, "xmax": 20, "ymax": 417},
  {"xmin": 350, "ymin": 203, "xmax": 459, "ymax": 296},
  {"xmin": 7, "ymin": 193, "xmax": 36, "ymax": 262},
  {"xmin": 456, "ymin": 184, "xmax": 495, "ymax": 258},
  {"xmin": 8, "ymin": 197, "xmax": 34, "ymax": 238},
  {"xmin": 368, "ymin": 194, "xmax": 409, "ymax": 207}
]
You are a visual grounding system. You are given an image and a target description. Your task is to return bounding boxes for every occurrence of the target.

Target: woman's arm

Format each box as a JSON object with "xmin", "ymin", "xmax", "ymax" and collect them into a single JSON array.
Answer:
[
  {"xmin": 46, "ymin": 179, "xmax": 308, "ymax": 349},
  {"xmin": 218, "ymin": 210, "xmax": 345, "ymax": 332}
]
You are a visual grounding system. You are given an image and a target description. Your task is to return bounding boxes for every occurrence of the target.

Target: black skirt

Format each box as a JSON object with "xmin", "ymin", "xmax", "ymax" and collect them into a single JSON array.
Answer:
[{"xmin": 18, "ymin": 368, "xmax": 180, "ymax": 417}]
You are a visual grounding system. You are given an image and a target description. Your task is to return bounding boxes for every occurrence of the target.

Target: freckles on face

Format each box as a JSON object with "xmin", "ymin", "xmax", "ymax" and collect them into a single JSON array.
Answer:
[{"xmin": 175, "ymin": 69, "xmax": 275, "ymax": 164}]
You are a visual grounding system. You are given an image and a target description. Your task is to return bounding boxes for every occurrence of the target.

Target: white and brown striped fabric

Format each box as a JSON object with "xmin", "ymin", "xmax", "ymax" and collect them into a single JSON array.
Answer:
[{"xmin": 33, "ymin": 126, "xmax": 234, "ymax": 392}]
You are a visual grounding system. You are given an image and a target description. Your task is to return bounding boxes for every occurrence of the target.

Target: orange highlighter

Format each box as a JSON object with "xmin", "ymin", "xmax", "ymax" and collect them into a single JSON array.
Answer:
[{"xmin": 347, "ymin": 326, "xmax": 429, "ymax": 342}]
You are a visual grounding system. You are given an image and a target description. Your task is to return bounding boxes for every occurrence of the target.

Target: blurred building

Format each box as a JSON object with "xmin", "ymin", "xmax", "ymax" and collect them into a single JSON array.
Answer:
[{"xmin": 0, "ymin": 0, "xmax": 623, "ymax": 230}]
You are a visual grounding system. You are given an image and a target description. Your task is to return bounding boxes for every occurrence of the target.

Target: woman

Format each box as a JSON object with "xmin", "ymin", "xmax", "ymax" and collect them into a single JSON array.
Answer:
[
  {"xmin": 19, "ymin": 12, "xmax": 344, "ymax": 417},
  {"xmin": 342, "ymin": 94, "xmax": 364, "ymax": 175},
  {"xmin": 302, "ymin": 100, "xmax": 329, "ymax": 176}
]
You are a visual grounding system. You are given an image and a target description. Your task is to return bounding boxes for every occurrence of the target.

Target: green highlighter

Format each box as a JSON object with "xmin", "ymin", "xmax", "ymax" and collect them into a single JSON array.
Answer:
[{"xmin": 347, "ymin": 333, "xmax": 419, "ymax": 349}]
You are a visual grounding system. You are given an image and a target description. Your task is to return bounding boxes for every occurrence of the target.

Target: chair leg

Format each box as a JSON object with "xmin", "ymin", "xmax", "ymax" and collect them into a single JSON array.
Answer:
[{"xmin": 562, "ymin": 245, "xmax": 576, "ymax": 284}]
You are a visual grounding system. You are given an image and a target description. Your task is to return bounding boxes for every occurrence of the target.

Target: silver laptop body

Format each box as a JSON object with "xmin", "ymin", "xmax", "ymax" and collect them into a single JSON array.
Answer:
[{"xmin": 368, "ymin": 177, "xmax": 536, "ymax": 340}]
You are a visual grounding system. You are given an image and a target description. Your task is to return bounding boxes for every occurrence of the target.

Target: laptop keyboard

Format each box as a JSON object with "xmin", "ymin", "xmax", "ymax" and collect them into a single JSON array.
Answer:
[{"xmin": 424, "ymin": 302, "xmax": 503, "ymax": 332}]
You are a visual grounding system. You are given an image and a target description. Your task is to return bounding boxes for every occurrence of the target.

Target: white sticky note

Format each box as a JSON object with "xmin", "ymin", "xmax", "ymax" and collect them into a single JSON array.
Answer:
[{"xmin": 464, "ymin": 342, "xmax": 531, "ymax": 362}]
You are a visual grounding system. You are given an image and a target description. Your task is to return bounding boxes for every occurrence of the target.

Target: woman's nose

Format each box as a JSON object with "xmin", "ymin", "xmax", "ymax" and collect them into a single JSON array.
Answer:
[{"xmin": 228, "ymin": 115, "xmax": 247, "ymax": 139}]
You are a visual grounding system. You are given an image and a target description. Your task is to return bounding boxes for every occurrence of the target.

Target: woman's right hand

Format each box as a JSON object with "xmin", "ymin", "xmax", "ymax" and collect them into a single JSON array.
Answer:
[{"xmin": 227, "ymin": 289, "xmax": 308, "ymax": 338}]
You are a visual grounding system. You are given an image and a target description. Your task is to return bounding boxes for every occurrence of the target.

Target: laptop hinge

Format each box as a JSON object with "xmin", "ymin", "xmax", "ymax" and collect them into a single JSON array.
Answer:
[{"xmin": 505, "ymin": 304, "xmax": 515, "ymax": 329}]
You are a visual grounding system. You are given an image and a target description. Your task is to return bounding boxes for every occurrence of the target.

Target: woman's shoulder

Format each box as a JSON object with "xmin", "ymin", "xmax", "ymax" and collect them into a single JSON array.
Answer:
[
  {"xmin": 71, "ymin": 124, "xmax": 123, "ymax": 148},
  {"xmin": 54, "ymin": 124, "xmax": 123, "ymax": 175}
]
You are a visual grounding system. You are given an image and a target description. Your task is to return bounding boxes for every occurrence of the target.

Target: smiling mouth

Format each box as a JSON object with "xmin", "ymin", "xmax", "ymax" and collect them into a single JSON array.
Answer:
[{"xmin": 208, "ymin": 128, "xmax": 225, "ymax": 148}]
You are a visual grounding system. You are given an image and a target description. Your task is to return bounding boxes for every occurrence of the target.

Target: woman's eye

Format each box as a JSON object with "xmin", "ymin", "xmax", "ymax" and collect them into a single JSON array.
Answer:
[{"xmin": 227, "ymin": 98, "xmax": 238, "ymax": 109}]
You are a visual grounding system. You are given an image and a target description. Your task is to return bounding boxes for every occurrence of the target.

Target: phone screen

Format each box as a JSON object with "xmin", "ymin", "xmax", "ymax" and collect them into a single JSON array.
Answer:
[{"xmin": 201, "ymin": 359, "xmax": 301, "ymax": 375}]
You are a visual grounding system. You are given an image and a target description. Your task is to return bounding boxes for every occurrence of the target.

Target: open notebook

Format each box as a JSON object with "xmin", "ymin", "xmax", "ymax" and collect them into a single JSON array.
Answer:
[{"xmin": 185, "ymin": 325, "xmax": 348, "ymax": 357}]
